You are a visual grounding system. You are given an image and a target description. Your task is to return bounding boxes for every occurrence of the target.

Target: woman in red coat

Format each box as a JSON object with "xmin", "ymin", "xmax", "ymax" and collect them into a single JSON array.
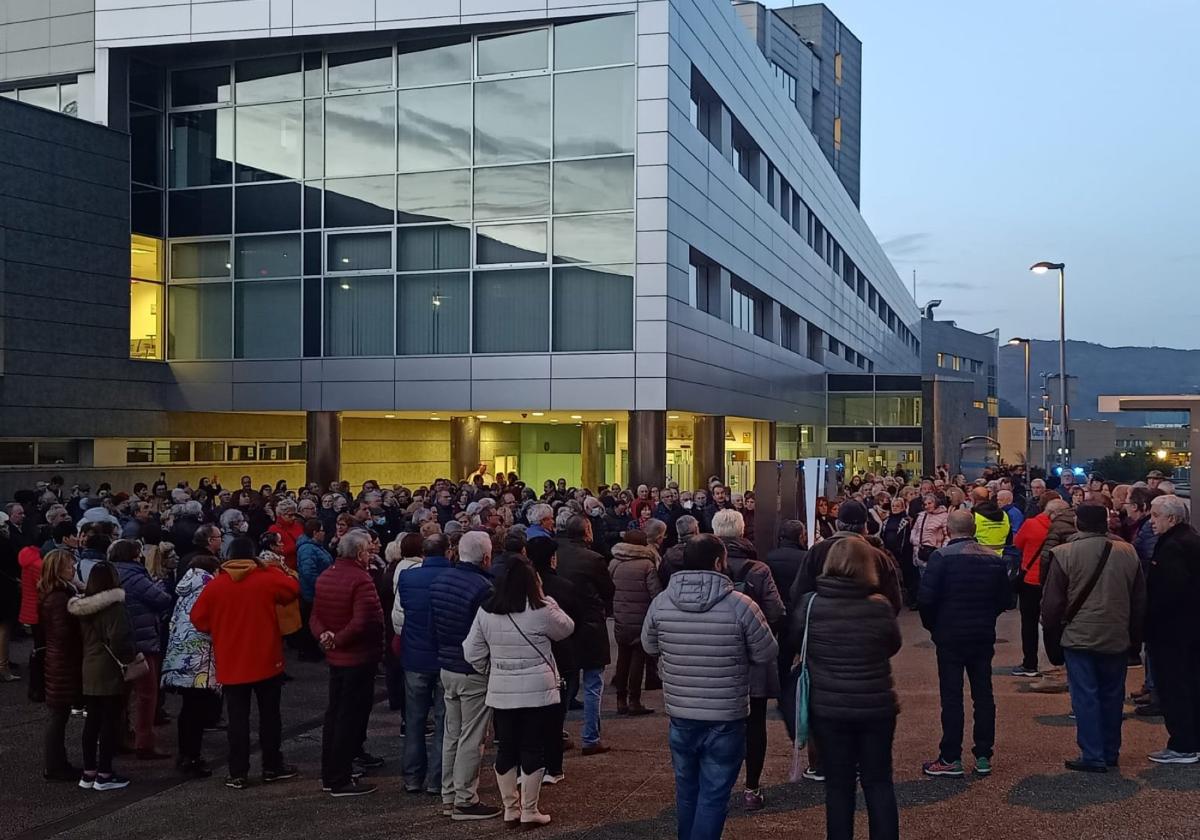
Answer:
[
  {"xmin": 1011, "ymin": 502, "xmax": 1052, "ymax": 678},
  {"xmin": 267, "ymin": 499, "xmax": 304, "ymax": 571},
  {"xmin": 38, "ymin": 549, "xmax": 82, "ymax": 780}
]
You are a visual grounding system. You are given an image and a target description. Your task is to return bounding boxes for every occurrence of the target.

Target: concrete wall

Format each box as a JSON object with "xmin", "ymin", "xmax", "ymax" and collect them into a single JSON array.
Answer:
[
  {"xmin": 921, "ymin": 318, "xmax": 997, "ymax": 403},
  {"xmin": 0, "ymin": 0, "xmax": 95, "ymax": 83},
  {"xmin": 922, "ymin": 376, "xmax": 976, "ymax": 475},
  {"xmin": 0, "ymin": 97, "xmax": 173, "ymax": 441}
]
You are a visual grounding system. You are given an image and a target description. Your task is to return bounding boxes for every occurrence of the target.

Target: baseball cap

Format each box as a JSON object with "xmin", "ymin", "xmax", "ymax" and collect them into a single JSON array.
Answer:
[{"xmin": 836, "ymin": 499, "xmax": 868, "ymax": 527}]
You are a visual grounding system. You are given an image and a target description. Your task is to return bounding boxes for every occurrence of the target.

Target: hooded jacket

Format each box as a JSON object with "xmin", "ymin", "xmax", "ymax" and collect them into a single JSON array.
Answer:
[
  {"xmin": 608, "ymin": 541, "xmax": 662, "ymax": 645},
  {"xmin": 462, "ymin": 597, "xmax": 575, "ymax": 709},
  {"xmin": 190, "ymin": 559, "xmax": 299, "ymax": 686},
  {"xmin": 397, "ymin": 555, "xmax": 452, "ymax": 674},
  {"xmin": 267, "ymin": 518, "xmax": 304, "ymax": 570},
  {"xmin": 296, "ymin": 535, "xmax": 333, "ymax": 602},
  {"xmin": 720, "ymin": 536, "xmax": 785, "ymax": 698},
  {"xmin": 114, "ymin": 558, "xmax": 172, "ymax": 656},
  {"xmin": 40, "ymin": 584, "xmax": 83, "ymax": 707},
  {"xmin": 161, "ymin": 566, "xmax": 219, "ymax": 691},
  {"xmin": 1038, "ymin": 507, "xmax": 1077, "ymax": 582},
  {"xmin": 310, "ymin": 558, "xmax": 385, "ymax": 668},
  {"xmin": 641, "ymin": 570, "xmax": 778, "ymax": 721},
  {"xmin": 1013, "ymin": 512, "xmax": 1051, "ymax": 586},
  {"xmin": 790, "ymin": 577, "xmax": 901, "ymax": 722},
  {"xmin": 972, "ymin": 501, "xmax": 1011, "ymax": 554},
  {"xmin": 69, "ymin": 588, "xmax": 134, "ymax": 697}
]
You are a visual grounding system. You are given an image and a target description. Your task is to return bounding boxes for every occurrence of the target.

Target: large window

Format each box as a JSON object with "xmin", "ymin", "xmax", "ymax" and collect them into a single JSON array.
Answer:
[
  {"xmin": 130, "ymin": 234, "xmax": 165, "ymax": 359},
  {"xmin": 159, "ymin": 18, "xmax": 635, "ymax": 358}
]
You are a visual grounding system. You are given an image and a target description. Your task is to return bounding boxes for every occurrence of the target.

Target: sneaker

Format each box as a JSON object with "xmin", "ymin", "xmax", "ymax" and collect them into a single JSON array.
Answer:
[
  {"xmin": 321, "ymin": 771, "xmax": 364, "ymax": 792},
  {"xmin": 78, "ymin": 773, "xmax": 96, "ymax": 790},
  {"xmin": 224, "ymin": 776, "xmax": 247, "ymax": 790},
  {"xmin": 922, "ymin": 758, "xmax": 964, "ymax": 778},
  {"xmin": 262, "ymin": 765, "xmax": 299, "ymax": 783},
  {"xmin": 329, "ymin": 781, "xmax": 378, "ymax": 797},
  {"xmin": 442, "ymin": 803, "xmax": 455, "ymax": 816},
  {"xmin": 974, "ymin": 757, "xmax": 992, "ymax": 776},
  {"xmin": 1010, "ymin": 665, "xmax": 1040, "ymax": 678},
  {"xmin": 0, "ymin": 670, "xmax": 21, "ymax": 682},
  {"xmin": 353, "ymin": 751, "xmax": 385, "ymax": 769},
  {"xmin": 1064, "ymin": 758, "xmax": 1107, "ymax": 773},
  {"xmin": 93, "ymin": 774, "xmax": 131, "ymax": 791},
  {"xmin": 543, "ymin": 773, "xmax": 565, "ymax": 785},
  {"xmin": 626, "ymin": 704, "xmax": 655, "ymax": 716},
  {"xmin": 801, "ymin": 767, "xmax": 825, "ymax": 782},
  {"xmin": 70, "ymin": 707, "xmax": 86, "ymax": 717},
  {"xmin": 581, "ymin": 743, "xmax": 610, "ymax": 756},
  {"xmin": 451, "ymin": 802, "xmax": 503, "ymax": 821},
  {"xmin": 1148, "ymin": 749, "xmax": 1200, "ymax": 765},
  {"xmin": 742, "ymin": 789, "xmax": 765, "ymax": 811}
]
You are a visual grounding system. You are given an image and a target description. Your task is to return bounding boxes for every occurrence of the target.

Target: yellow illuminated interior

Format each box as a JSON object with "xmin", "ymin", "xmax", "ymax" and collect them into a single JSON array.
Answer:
[{"xmin": 130, "ymin": 234, "xmax": 164, "ymax": 359}]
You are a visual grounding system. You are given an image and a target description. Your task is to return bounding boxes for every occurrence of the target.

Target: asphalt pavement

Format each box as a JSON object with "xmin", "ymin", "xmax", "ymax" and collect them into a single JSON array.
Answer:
[{"xmin": 2, "ymin": 610, "xmax": 1198, "ymax": 840}]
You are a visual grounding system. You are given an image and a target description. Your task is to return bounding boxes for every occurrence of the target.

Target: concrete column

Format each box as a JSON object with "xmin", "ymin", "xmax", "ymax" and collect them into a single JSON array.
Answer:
[
  {"xmin": 693, "ymin": 415, "xmax": 726, "ymax": 487},
  {"xmin": 628, "ymin": 410, "xmax": 666, "ymax": 489},
  {"xmin": 753, "ymin": 421, "xmax": 777, "ymax": 461},
  {"xmin": 580, "ymin": 422, "xmax": 606, "ymax": 491},
  {"xmin": 1190, "ymin": 409, "xmax": 1200, "ymax": 483},
  {"xmin": 305, "ymin": 411, "xmax": 342, "ymax": 490},
  {"xmin": 450, "ymin": 416, "xmax": 481, "ymax": 482}
]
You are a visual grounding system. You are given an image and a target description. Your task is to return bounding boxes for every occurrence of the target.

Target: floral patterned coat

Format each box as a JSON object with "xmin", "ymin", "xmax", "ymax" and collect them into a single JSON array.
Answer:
[{"xmin": 160, "ymin": 567, "xmax": 220, "ymax": 691}]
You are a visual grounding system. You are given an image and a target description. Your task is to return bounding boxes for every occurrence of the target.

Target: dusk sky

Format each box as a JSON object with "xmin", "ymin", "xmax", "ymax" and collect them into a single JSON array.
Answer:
[{"xmin": 767, "ymin": 0, "xmax": 1200, "ymax": 348}]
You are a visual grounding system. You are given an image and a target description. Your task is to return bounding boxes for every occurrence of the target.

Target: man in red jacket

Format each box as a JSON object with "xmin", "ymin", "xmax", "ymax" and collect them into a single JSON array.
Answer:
[
  {"xmin": 190, "ymin": 541, "xmax": 300, "ymax": 790},
  {"xmin": 310, "ymin": 529, "xmax": 385, "ymax": 797}
]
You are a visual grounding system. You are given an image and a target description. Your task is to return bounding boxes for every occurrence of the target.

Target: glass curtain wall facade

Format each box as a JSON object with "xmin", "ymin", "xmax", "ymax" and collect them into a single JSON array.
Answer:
[
  {"xmin": 826, "ymin": 374, "xmax": 923, "ymax": 475},
  {"xmin": 145, "ymin": 15, "xmax": 636, "ymax": 360}
]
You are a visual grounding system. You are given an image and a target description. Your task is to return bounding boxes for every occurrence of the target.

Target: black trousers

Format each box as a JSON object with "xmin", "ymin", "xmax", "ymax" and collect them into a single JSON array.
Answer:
[
  {"xmin": 812, "ymin": 715, "xmax": 899, "ymax": 840},
  {"xmin": 613, "ymin": 641, "xmax": 646, "ymax": 704},
  {"xmin": 321, "ymin": 663, "xmax": 376, "ymax": 788},
  {"xmin": 225, "ymin": 676, "xmax": 283, "ymax": 779},
  {"xmin": 936, "ymin": 645, "xmax": 995, "ymax": 762},
  {"xmin": 296, "ymin": 600, "xmax": 325, "ymax": 661},
  {"xmin": 1017, "ymin": 583, "xmax": 1042, "ymax": 671},
  {"xmin": 81, "ymin": 694, "xmax": 124, "ymax": 774},
  {"xmin": 177, "ymin": 688, "xmax": 221, "ymax": 761},
  {"xmin": 1153, "ymin": 641, "xmax": 1200, "ymax": 754},
  {"xmin": 45, "ymin": 704, "xmax": 72, "ymax": 773},
  {"xmin": 493, "ymin": 704, "xmax": 560, "ymax": 775},
  {"xmin": 744, "ymin": 697, "xmax": 768, "ymax": 789},
  {"xmin": 546, "ymin": 691, "xmax": 567, "ymax": 776}
]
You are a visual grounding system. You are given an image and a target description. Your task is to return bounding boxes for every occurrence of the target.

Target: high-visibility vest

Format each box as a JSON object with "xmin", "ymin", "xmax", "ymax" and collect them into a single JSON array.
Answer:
[{"xmin": 974, "ymin": 511, "xmax": 1010, "ymax": 554}]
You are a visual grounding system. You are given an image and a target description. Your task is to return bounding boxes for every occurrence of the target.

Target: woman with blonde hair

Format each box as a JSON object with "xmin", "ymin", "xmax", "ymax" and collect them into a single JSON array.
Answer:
[
  {"xmin": 39, "ymin": 549, "xmax": 83, "ymax": 781},
  {"xmin": 791, "ymin": 538, "xmax": 901, "ymax": 840}
]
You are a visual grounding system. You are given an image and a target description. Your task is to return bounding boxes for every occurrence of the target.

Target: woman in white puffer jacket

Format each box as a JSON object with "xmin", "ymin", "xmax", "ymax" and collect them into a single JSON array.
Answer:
[{"xmin": 463, "ymin": 561, "xmax": 574, "ymax": 830}]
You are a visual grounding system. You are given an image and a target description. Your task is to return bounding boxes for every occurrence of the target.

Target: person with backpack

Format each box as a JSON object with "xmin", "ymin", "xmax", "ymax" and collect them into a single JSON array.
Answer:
[
  {"xmin": 1041, "ymin": 504, "xmax": 1145, "ymax": 772},
  {"xmin": 789, "ymin": 537, "xmax": 901, "ymax": 840},
  {"xmin": 711, "ymin": 509, "xmax": 784, "ymax": 811}
]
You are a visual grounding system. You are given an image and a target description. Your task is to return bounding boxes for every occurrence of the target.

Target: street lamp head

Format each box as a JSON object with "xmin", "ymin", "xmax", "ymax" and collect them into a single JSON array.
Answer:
[
  {"xmin": 1008, "ymin": 337, "xmax": 1029, "ymax": 346},
  {"xmin": 1029, "ymin": 261, "xmax": 1065, "ymax": 274}
]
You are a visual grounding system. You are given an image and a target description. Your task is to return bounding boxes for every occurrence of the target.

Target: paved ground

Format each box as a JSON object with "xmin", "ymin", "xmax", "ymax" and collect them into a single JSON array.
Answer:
[{"xmin": 3, "ymin": 609, "xmax": 1199, "ymax": 840}]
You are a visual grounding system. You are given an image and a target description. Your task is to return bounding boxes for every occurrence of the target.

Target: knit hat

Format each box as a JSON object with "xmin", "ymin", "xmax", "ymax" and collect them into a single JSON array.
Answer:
[{"xmin": 836, "ymin": 499, "xmax": 868, "ymax": 528}]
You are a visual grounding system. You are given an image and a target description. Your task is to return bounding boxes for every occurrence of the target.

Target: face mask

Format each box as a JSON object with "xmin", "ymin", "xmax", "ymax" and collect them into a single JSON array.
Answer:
[
  {"xmin": 238, "ymin": 521, "xmax": 249, "ymax": 532},
  {"xmin": 375, "ymin": 516, "xmax": 387, "ymax": 525},
  {"xmin": 682, "ymin": 501, "xmax": 693, "ymax": 509}
]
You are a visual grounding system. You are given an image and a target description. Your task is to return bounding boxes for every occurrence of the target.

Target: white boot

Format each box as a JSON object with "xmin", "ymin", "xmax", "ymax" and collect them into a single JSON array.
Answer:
[
  {"xmin": 519, "ymin": 768, "xmax": 551, "ymax": 828},
  {"xmin": 494, "ymin": 768, "xmax": 521, "ymax": 829}
]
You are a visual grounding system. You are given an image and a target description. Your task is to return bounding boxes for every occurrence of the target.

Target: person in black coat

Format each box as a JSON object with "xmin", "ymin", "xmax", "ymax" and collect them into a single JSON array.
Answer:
[
  {"xmin": 527, "ymin": 536, "xmax": 582, "ymax": 777},
  {"xmin": 1145, "ymin": 496, "xmax": 1200, "ymax": 762},
  {"xmin": 765, "ymin": 520, "xmax": 807, "ymax": 697},
  {"xmin": 653, "ymin": 490, "xmax": 685, "ymax": 551},
  {"xmin": 789, "ymin": 538, "xmax": 901, "ymax": 840},
  {"xmin": 792, "ymin": 501, "xmax": 904, "ymax": 617},
  {"xmin": 917, "ymin": 510, "xmax": 1009, "ymax": 777}
]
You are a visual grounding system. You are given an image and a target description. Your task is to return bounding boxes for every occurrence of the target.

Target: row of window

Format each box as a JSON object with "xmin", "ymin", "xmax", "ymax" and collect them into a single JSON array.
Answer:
[
  {"xmin": 769, "ymin": 62, "xmax": 797, "ymax": 104},
  {"xmin": 0, "ymin": 79, "xmax": 79, "ymax": 116},
  {"xmin": 0, "ymin": 440, "xmax": 80, "ymax": 467},
  {"xmin": 826, "ymin": 335, "xmax": 874, "ymax": 372},
  {"xmin": 688, "ymin": 66, "xmax": 918, "ymax": 357},
  {"xmin": 126, "ymin": 439, "xmax": 306, "ymax": 465},
  {"xmin": 936, "ymin": 352, "xmax": 985, "ymax": 374}
]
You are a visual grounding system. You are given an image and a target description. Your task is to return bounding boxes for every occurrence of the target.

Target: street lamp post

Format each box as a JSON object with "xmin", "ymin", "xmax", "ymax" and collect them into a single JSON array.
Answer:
[
  {"xmin": 1030, "ymin": 262, "xmax": 1068, "ymax": 471},
  {"xmin": 1008, "ymin": 337, "xmax": 1031, "ymax": 468}
]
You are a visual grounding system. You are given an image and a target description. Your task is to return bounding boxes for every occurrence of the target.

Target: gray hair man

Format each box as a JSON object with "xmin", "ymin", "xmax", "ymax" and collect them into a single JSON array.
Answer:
[
  {"xmin": 427, "ymin": 529, "xmax": 500, "ymax": 817},
  {"xmin": 1042, "ymin": 504, "xmax": 1145, "ymax": 772},
  {"xmin": 917, "ymin": 509, "xmax": 1010, "ymax": 777}
]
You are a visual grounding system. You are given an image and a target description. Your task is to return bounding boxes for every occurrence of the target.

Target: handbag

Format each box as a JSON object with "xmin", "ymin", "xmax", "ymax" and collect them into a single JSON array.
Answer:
[
  {"xmin": 508, "ymin": 615, "xmax": 568, "ymax": 696},
  {"xmin": 915, "ymin": 513, "xmax": 936, "ymax": 564},
  {"xmin": 787, "ymin": 594, "xmax": 818, "ymax": 783},
  {"xmin": 105, "ymin": 645, "xmax": 151, "ymax": 683}
]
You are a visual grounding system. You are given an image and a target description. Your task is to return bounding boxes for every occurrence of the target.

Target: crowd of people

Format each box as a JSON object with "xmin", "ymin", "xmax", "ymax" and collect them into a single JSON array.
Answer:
[{"xmin": 0, "ymin": 459, "xmax": 1197, "ymax": 839}]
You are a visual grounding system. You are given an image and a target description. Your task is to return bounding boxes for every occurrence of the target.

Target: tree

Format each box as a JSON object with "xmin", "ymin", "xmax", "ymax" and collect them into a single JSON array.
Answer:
[{"xmin": 1090, "ymin": 450, "xmax": 1173, "ymax": 483}]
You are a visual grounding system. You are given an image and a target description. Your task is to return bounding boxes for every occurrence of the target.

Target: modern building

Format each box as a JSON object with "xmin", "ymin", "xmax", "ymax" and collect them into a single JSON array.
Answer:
[
  {"xmin": 918, "ymin": 305, "xmax": 999, "ymax": 473},
  {"xmin": 0, "ymin": 0, "xmax": 921, "ymax": 497},
  {"xmin": 1000, "ymin": 415, "xmax": 1191, "ymax": 472}
]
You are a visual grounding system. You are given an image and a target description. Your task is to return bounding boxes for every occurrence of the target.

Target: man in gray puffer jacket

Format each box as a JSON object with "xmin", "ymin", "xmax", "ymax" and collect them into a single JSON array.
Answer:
[{"xmin": 642, "ymin": 534, "xmax": 777, "ymax": 840}]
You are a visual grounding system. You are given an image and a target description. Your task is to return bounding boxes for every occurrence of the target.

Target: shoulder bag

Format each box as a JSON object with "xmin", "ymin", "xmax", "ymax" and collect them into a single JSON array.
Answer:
[
  {"xmin": 1044, "ymin": 540, "xmax": 1112, "ymax": 666},
  {"xmin": 787, "ymin": 593, "xmax": 818, "ymax": 782},
  {"xmin": 104, "ymin": 645, "xmax": 150, "ymax": 683},
  {"xmin": 508, "ymin": 614, "xmax": 567, "ymax": 696}
]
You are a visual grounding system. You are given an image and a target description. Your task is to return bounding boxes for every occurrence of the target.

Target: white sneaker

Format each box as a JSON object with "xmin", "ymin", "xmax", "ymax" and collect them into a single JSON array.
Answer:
[
  {"xmin": 1149, "ymin": 749, "xmax": 1199, "ymax": 765},
  {"xmin": 543, "ymin": 773, "xmax": 565, "ymax": 785},
  {"xmin": 801, "ymin": 767, "xmax": 825, "ymax": 782}
]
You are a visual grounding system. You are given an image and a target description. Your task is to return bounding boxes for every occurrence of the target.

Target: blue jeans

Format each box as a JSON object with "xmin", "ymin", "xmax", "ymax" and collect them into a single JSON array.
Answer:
[
  {"xmin": 668, "ymin": 718, "xmax": 746, "ymax": 840},
  {"xmin": 582, "ymin": 668, "xmax": 604, "ymax": 747},
  {"xmin": 1064, "ymin": 649, "xmax": 1127, "ymax": 767},
  {"xmin": 403, "ymin": 670, "xmax": 445, "ymax": 791}
]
